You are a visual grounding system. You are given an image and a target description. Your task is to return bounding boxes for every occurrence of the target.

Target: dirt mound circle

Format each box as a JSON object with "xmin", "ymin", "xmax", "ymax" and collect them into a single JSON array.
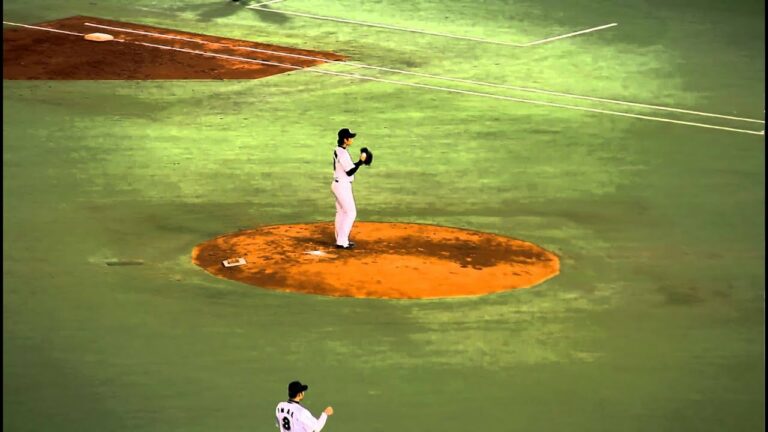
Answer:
[{"xmin": 192, "ymin": 222, "xmax": 560, "ymax": 299}]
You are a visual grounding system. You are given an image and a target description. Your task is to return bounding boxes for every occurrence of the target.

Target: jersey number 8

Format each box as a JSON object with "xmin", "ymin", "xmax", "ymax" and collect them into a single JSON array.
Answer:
[{"xmin": 282, "ymin": 416, "xmax": 291, "ymax": 431}]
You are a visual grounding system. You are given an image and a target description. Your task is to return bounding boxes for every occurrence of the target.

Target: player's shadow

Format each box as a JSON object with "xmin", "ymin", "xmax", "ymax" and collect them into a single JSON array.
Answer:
[
  {"xmin": 197, "ymin": 2, "xmax": 245, "ymax": 22},
  {"xmin": 249, "ymin": 4, "xmax": 292, "ymax": 25},
  {"xmin": 172, "ymin": 1, "xmax": 291, "ymax": 25}
]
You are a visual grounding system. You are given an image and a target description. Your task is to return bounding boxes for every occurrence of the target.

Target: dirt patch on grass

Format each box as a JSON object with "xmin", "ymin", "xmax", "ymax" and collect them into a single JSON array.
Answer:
[{"xmin": 3, "ymin": 16, "xmax": 345, "ymax": 80}]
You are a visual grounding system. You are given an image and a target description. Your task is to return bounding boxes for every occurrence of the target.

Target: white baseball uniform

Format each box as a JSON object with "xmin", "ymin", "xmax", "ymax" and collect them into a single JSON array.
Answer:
[
  {"xmin": 275, "ymin": 400, "xmax": 329, "ymax": 432},
  {"xmin": 332, "ymin": 146, "xmax": 358, "ymax": 247}
]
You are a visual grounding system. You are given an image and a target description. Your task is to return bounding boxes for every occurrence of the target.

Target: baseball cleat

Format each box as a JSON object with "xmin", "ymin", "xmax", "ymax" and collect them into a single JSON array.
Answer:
[{"xmin": 335, "ymin": 244, "xmax": 355, "ymax": 250}]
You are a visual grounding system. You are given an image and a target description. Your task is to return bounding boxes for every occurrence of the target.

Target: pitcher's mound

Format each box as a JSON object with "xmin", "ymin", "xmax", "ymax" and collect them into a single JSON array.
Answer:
[{"xmin": 192, "ymin": 222, "xmax": 560, "ymax": 299}]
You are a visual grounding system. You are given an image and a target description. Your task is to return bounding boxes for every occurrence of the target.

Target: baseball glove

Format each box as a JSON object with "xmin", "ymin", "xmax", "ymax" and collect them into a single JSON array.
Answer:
[{"xmin": 360, "ymin": 147, "xmax": 373, "ymax": 166}]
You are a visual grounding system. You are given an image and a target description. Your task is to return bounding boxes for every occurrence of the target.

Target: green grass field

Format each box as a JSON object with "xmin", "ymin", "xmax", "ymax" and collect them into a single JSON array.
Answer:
[{"xmin": 3, "ymin": 0, "xmax": 765, "ymax": 430}]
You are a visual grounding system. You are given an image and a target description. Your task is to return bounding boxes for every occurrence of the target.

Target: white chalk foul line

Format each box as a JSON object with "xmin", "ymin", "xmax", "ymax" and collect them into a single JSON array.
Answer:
[
  {"xmin": 245, "ymin": 6, "xmax": 525, "ymax": 47},
  {"xmin": 83, "ymin": 22, "xmax": 765, "ymax": 124},
  {"xmin": 245, "ymin": 5, "xmax": 617, "ymax": 47},
  {"xmin": 522, "ymin": 23, "xmax": 618, "ymax": 46},
  {"xmin": 2, "ymin": 21, "xmax": 84, "ymax": 36},
  {"xmin": 251, "ymin": 0, "xmax": 284, "ymax": 7},
  {"xmin": 3, "ymin": 21, "xmax": 763, "ymax": 136}
]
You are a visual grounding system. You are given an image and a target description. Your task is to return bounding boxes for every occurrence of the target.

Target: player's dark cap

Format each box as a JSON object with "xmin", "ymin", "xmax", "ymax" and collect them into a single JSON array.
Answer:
[
  {"xmin": 288, "ymin": 381, "xmax": 309, "ymax": 397},
  {"xmin": 338, "ymin": 128, "xmax": 357, "ymax": 140}
]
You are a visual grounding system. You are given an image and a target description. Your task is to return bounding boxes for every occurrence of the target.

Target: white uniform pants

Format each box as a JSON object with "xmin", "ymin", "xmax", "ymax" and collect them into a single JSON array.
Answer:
[{"xmin": 332, "ymin": 180, "xmax": 356, "ymax": 246}]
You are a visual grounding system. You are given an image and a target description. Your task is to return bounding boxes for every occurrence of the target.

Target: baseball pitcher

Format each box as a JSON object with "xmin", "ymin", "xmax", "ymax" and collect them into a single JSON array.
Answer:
[{"xmin": 332, "ymin": 128, "xmax": 373, "ymax": 249}]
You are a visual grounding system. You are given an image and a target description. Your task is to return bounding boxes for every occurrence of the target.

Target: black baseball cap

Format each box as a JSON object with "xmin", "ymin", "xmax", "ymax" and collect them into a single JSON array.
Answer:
[
  {"xmin": 338, "ymin": 128, "xmax": 357, "ymax": 140},
  {"xmin": 288, "ymin": 381, "xmax": 309, "ymax": 397}
]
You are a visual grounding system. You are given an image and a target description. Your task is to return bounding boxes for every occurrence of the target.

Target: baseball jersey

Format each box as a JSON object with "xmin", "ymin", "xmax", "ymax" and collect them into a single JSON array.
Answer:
[
  {"xmin": 333, "ymin": 147, "xmax": 356, "ymax": 183},
  {"xmin": 275, "ymin": 400, "xmax": 328, "ymax": 432}
]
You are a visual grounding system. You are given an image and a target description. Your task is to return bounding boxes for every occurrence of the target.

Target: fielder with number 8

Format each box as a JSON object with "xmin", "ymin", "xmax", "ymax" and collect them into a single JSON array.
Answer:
[{"xmin": 275, "ymin": 381, "xmax": 334, "ymax": 432}]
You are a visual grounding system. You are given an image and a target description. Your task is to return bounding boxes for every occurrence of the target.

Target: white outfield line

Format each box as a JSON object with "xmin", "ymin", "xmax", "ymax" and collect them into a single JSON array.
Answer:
[
  {"xmin": 522, "ymin": 23, "xmax": 617, "ymax": 46},
  {"xmin": 2, "ymin": 21, "xmax": 764, "ymax": 136},
  {"xmin": 245, "ymin": 4, "xmax": 522, "ymax": 47},
  {"xmin": 2, "ymin": 21, "xmax": 84, "ymax": 36},
  {"xmin": 245, "ymin": 4, "xmax": 617, "ymax": 47},
  {"xmin": 82, "ymin": 22, "xmax": 766, "ymax": 125},
  {"xmin": 251, "ymin": 0, "xmax": 284, "ymax": 6}
]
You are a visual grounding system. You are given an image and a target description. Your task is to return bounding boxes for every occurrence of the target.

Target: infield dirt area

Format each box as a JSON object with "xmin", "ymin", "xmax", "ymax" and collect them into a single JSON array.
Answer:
[
  {"xmin": 192, "ymin": 222, "xmax": 560, "ymax": 299},
  {"xmin": 2, "ymin": 15, "xmax": 346, "ymax": 80}
]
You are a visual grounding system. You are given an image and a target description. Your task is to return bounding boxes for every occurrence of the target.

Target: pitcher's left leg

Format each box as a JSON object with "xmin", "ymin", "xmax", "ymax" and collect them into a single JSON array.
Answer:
[{"xmin": 339, "ymin": 184, "xmax": 357, "ymax": 246}]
